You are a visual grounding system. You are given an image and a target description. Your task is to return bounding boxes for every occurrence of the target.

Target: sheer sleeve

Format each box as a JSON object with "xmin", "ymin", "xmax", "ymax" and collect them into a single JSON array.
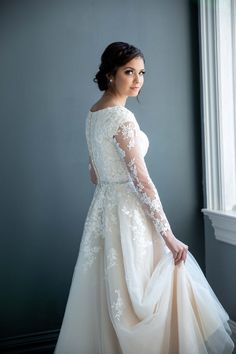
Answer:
[
  {"xmin": 88, "ymin": 155, "xmax": 97, "ymax": 185},
  {"xmin": 113, "ymin": 120, "xmax": 172, "ymax": 239}
]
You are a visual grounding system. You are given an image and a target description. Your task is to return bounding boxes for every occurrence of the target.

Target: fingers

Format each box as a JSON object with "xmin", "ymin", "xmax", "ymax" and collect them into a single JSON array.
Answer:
[
  {"xmin": 183, "ymin": 246, "xmax": 188, "ymax": 263},
  {"xmin": 174, "ymin": 245, "xmax": 188, "ymax": 265},
  {"xmin": 174, "ymin": 250, "xmax": 183, "ymax": 265}
]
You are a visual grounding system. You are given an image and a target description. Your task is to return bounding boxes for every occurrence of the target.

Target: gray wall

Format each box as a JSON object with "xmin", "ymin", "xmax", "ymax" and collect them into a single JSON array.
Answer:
[
  {"xmin": 0, "ymin": 0, "xmax": 204, "ymax": 343},
  {"xmin": 203, "ymin": 217, "xmax": 236, "ymax": 321}
]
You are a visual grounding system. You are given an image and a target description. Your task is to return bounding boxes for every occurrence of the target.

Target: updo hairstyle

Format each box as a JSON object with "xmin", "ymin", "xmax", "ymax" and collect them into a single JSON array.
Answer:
[{"xmin": 93, "ymin": 42, "xmax": 145, "ymax": 91}]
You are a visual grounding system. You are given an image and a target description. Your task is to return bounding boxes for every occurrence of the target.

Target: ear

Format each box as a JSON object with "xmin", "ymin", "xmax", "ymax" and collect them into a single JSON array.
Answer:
[{"xmin": 106, "ymin": 73, "xmax": 114, "ymax": 85}]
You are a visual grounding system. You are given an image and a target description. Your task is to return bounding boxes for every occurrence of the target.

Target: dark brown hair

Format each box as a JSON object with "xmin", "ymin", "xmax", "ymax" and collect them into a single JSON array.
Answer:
[{"xmin": 93, "ymin": 42, "xmax": 145, "ymax": 91}]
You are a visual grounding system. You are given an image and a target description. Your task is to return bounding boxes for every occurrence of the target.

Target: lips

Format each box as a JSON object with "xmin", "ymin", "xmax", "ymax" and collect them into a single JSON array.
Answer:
[{"xmin": 130, "ymin": 87, "xmax": 140, "ymax": 89}]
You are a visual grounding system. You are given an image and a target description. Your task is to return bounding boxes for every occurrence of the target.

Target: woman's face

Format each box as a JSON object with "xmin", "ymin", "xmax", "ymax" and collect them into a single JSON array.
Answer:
[{"xmin": 109, "ymin": 56, "xmax": 145, "ymax": 97}]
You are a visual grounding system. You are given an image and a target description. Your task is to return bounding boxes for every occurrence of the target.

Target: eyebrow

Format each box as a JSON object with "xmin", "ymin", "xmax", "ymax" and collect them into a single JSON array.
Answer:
[{"xmin": 123, "ymin": 66, "xmax": 145, "ymax": 71}]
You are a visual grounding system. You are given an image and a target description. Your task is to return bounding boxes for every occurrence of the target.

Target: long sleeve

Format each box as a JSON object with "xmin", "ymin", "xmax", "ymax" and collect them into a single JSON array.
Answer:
[
  {"xmin": 113, "ymin": 120, "xmax": 172, "ymax": 238},
  {"xmin": 88, "ymin": 155, "xmax": 98, "ymax": 185}
]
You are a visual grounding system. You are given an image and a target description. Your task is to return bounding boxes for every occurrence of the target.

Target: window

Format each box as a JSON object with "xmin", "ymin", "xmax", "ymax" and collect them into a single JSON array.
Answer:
[{"xmin": 199, "ymin": 0, "xmax": 236, "ymax": 246}]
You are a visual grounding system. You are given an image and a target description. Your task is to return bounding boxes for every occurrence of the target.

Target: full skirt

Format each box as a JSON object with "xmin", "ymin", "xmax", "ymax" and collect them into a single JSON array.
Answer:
[{"xmin": 54, "ymin": 183, "xmax": 234, "ymax": 354}]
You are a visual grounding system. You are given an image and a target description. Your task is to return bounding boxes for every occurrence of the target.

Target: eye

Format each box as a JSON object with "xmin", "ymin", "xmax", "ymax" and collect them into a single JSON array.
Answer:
[
  {"xmin": 124, "ymin": 70, "xmax": 133, "ymax": 75},
  {"xmin": 140, "ymin": 70, "xmax": 146, "ymax": 76}
]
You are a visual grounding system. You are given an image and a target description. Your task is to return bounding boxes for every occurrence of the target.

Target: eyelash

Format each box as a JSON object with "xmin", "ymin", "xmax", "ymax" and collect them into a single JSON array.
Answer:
[{"xmin": 125, "ymin": 70, "xmax": 146, "ymax": 76}]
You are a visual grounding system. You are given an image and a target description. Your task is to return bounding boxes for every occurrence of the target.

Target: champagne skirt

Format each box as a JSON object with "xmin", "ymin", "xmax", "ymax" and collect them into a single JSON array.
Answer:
[{"xmin": 54, "ymin": 183, "xmax": 234, "ymax": 354}]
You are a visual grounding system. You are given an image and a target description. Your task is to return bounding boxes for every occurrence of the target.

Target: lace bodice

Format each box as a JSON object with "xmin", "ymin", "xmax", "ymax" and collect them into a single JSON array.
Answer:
[{"xmin": 86, "ymin": 105, "xmax": 172, "ymax": 238}]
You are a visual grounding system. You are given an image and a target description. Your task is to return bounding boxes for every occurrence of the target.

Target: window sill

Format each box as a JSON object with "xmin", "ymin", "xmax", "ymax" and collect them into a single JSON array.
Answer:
[{"xmin": 202, "ymin": 209, "xmax": 236, "ymax": 246}]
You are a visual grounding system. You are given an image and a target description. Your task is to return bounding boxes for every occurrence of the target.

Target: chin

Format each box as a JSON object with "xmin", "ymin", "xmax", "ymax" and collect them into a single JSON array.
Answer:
[{"xmin": 129, "ymin": 92, "xmax": 139, "ymax": 97}]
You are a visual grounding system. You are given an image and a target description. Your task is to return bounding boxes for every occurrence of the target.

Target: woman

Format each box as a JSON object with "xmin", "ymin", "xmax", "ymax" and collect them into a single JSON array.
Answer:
[{"xmin": 54, "ymin": 42, "xmax": 234, "ymax": 354}]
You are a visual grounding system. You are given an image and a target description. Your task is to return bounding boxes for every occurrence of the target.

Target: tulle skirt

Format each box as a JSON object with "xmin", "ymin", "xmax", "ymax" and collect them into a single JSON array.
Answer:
[{"xmin": 54, "ymin": 183, "xmax": 234, "ymax": 354}]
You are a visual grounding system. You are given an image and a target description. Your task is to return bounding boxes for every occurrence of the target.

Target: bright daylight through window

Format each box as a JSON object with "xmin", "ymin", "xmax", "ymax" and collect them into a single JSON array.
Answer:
[{"xmin": 199, "ymin": 0, "xmax": 236, "ymax": 245}]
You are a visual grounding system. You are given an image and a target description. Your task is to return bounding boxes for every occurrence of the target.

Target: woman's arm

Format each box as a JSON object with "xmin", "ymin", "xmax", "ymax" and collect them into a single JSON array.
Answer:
[
  {"xmin": 88, "ymin": 156, "xmax": 98, "ymax": 185},
  {"xmin": 113, "ymin": 120, "xmax": 188, "ymax": 265}
]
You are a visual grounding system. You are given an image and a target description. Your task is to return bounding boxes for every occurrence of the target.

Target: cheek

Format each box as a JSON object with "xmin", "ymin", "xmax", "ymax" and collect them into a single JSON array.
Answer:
[
  {"xmin": 117, "ymin": 76, "xmax": 129, "ymax": 86},
  {"xmin": 120, "ymin": 76, "xmax": 132, "ymax": 87}
]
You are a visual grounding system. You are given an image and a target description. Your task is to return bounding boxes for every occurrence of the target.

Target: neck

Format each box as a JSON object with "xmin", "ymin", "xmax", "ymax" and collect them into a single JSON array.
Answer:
[{"xmin": 102, "ymin": 90, "xmax": 127, "ymax": 107}]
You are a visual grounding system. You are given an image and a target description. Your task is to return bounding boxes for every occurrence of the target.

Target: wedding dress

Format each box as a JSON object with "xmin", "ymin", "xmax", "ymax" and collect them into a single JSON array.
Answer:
[{"xmin": 54, "ymin": 106, "xmax": 234, "ymax": 354}]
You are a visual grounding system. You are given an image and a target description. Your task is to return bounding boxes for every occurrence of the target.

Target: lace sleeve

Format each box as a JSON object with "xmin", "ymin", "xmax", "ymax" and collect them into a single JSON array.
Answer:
[{"xmin": 113, "ymin": 120, "xmax": 172, "ymax": 238}]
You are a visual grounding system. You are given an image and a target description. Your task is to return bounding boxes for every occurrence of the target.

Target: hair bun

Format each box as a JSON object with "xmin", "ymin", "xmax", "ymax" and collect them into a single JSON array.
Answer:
[{"xmin": 93, "ymin": 69, "xmax": 108, "ymax": 91}]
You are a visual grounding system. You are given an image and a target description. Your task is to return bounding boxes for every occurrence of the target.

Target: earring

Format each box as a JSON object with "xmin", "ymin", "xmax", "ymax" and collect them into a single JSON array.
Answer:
[{"xmin": 109, "ymin": 79, "xmax": 112, "ymax": 83}]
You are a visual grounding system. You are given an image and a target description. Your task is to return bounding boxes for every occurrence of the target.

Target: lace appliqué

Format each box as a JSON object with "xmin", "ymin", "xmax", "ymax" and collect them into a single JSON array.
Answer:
[
  {"xmin": 80, "ymin": 191, "xmax": 105, "ymax": 273},
  {"xmin": 111, "ymin": 289, "xmax": 124, "ymax": 321},
  {"xmin": 113, "ymin": 138, "xmax": 126, "ymax": 159},
  {"xmin": 128, "ymin": 157, "xmax": 171, "ymax": 236},
  {"xmin": 121, "ymin": 206, "xmax": 152, "ymax": 260},
  {"xmin": 81, "ymin": 242, "xmax": 101, "ymax": 274},
  {"xmin": 118, "ymin": 121, "xmax": 136, "ymax": 149},
  {"xmin": 114, "ymin": 120, "xmax": 172, "ymax": 238},
  {"xmin": 104, "ymin": 247, "xmax": 118, "ymax": 279}
]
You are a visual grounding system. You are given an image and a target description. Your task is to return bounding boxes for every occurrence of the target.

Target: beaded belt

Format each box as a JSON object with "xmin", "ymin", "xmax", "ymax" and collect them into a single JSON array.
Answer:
[{"xmin": 98, "ymin": 180, "xmax": 131, "ymax": 186}]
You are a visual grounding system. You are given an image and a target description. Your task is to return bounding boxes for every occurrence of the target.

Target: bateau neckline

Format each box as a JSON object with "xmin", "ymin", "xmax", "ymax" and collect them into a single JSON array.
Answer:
[{"xmin": 89, "ymin": 105, "xmax": 126, "ymax": 113}]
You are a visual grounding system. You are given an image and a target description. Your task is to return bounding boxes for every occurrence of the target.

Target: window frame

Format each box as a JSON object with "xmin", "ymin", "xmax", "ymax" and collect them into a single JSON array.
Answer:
[{"xmin": 199, "ymin": 0, "xmax": 236, "ymax": 246}]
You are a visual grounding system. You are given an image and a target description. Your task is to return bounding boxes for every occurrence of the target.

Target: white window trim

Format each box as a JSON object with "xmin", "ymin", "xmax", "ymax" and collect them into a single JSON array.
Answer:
[{"xmin": 199, "ymin": 0, "xmax": 236, "ymax": 246}]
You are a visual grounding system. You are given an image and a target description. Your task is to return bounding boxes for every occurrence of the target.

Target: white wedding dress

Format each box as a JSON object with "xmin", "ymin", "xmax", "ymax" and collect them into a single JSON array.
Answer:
[{"xmin": 54, "ymin": 106, "xmax": 234, "ymax": 354}]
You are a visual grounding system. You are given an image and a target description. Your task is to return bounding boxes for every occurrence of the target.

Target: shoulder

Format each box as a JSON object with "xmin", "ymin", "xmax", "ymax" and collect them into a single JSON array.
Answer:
[
  {"xmin": 106, "ymin": 106, "xmax": 138, "ymax": 128},
  {"xmin": 105, "ymin": 106, "xmax": 139, "ymax": 138},
  {"xmin": 114, "ymin": 105, "xmax": 135, "ymax": 118}
]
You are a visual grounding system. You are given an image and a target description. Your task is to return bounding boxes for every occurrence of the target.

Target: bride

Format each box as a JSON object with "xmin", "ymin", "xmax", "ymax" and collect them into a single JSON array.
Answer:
[{"xmin": 54, "ymin": 41, "xmax": 234, "ymax": 354}]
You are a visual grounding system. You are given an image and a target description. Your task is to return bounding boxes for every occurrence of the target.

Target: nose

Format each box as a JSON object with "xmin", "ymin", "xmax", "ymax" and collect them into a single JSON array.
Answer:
[{"xmin": 133, "ymin": 73, "xmax": 140, "ymax": 83}]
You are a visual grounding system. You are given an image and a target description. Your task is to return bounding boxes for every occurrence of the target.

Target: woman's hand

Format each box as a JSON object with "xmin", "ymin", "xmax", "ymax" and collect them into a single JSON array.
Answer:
[{"xmin": 162, "ymin": 230, "xmax": 189, "ymax": 266}]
